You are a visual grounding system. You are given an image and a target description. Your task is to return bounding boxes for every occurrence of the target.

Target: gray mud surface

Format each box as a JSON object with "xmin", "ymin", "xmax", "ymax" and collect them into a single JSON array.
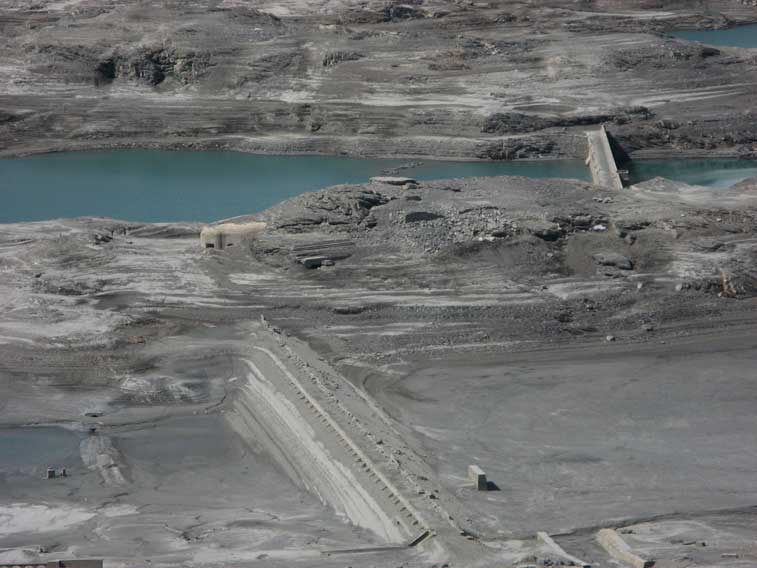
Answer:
[
  {"xmin": 4, "ymin": 2, "xmax": 757, "ymax": 566},
  {"xmin": 1, "ymin": 172, "xmax": 757, "ymax": 566},
  {"xmin": 369, "ymin": 332, "xmax": 757, "ymax": 536}
]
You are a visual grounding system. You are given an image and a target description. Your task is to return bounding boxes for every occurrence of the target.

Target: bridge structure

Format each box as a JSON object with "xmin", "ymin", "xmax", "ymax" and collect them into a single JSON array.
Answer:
[{"xmin": 585, "ymin": 125, "xmax": 624, "ymax": 191}]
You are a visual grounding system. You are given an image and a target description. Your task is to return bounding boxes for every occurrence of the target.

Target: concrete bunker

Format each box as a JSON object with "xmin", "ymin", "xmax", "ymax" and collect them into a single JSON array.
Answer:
[
  {"xmin": 468, "ymin": 464, "xmax": 488, "ymax": 491},
  {"xmin": 200, "ymin": 222, "xmax": 267, "ymax": 251}
]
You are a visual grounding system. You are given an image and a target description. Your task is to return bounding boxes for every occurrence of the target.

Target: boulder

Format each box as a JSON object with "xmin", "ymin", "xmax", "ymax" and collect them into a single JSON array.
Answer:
[
  {"xmin": 593, "ymin": 252, "xmax": 634, "ymax": 270},
  {"xmin": 572, "ymin": 215, "xmax": 594, "ymax": 228},
  {"xmin": 692, "ymin": 238, "xmax": 725, "ymax": 252},
  {"xmin": 322, "ymin": 51, "xmax": 364, "ymax": 67},
  {"xmin": 526, "ymin": 221, "xmax": 563, "ymax": 241},
  {"xmin": 383, "ymin": 3, "xmax": 423, "ymax": 20},
  {"xmin": 405, "ymin": 211, "xmax": 444, "ymax": 223},
  {"xmin": 371, "ymin": 176, "xmax": 417, "ymax": 186}
]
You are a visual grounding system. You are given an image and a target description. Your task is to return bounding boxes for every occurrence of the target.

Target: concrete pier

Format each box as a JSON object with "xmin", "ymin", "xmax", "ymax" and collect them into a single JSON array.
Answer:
[{"xmin": 586, "ymin": 126, "xmax": 624, "ymax": 191}]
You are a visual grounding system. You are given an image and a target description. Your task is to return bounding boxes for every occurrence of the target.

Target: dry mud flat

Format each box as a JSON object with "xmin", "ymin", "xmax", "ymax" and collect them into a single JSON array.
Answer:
[
  {"xmin": 1, "ymin": 0, "xmax": 757, "ymax": 160},
  {"xmin": 1, "ymin": 174, "xmax": 757, "ymax": 566}
]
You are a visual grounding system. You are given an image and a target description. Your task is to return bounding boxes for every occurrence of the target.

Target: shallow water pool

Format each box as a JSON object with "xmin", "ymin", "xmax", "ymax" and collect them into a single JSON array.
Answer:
[
  {"xmin": 0, "ymin": 427, "xmax": 81, "ymax": 470},
  {"xmin": 627, "ymin": 159, "xmax": 757, "ymax": 188},
  {"xmin": 670, "ymin": 24, "xmax": 757, "ymax": 48}
]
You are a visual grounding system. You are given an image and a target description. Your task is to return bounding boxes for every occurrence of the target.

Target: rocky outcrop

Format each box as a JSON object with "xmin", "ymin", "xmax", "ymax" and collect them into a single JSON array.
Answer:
[
  {"xmin": 268, "ymin": 188, "xmax": 390, "ymax": 232},
  {"xmin": 525, "ymin": 221, "xmax": 563, "ymax": 241},
  {"xmin": 474, "ymin": 138, "xmax": 557, "ymax": 160},
  {"xmin": 322, "ymin": 51, "xmax": 364, "ymax": 67},
  {"xmin": 383, "ymin": 2, "xmax": 424, "ymax": 21},
  {"xmin": 482, "ymin": 108, "xmax": 653, "ymax": 135},
  {"xmin": 606, "ymin": 41, "xmax": 721, "ymax": 71},
  {"xmin": 593, "ymin": 252, "xmax": 634, "ymax": 270},
  {"xmin": 95, "ymin": 48, "xmax": 211, "ymax": 86},
  {"xmin": 404, "ymin": 211, "xmax": 444, "ymax": 223}
]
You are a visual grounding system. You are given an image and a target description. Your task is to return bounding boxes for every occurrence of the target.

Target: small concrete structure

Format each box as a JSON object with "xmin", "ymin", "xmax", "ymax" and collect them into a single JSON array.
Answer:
[
  {"xmin": 299, "ymin": 255, "xmax": 331, "ymax": 269},
  {"xmin": 370, "ymin": 176, "xmax": 417, "ymax": 186},
  {"xmin": 468, "ymin": 464, "xmax": 487, "ymax": 491},
  {"xmin": 586, "ymin": 126, "xmax": 623, "ymax": 191},
  {"xmin": 200, "ymin": 221, "xmax": 266, "ymax": 251},
  {"xmin": 537, "ymin": 531, "xmax": 591, "ymax": 568},
  {"xmin": 597, "ymin": 528, "xmax": 655, "ymax": 568}
]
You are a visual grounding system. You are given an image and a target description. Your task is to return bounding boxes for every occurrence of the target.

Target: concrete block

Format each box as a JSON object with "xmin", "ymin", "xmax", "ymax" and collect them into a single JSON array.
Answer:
[
  {"xmin": 596, "ymin": 528, "xmax": 654, "ymax": 568},
  {"xmin": 299, "ymin": 255, "xmax": 329, "ymax": 269},
  {"xmin": 468, "ymin": 464, "xmax": 487, "ymax": 491},
  {"xmin": 537, "ymin": 531, "xmax": 591, "ymax": 568}
]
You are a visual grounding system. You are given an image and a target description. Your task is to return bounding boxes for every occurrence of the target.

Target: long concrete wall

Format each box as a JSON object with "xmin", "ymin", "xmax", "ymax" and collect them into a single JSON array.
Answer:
[
  {"xmin": 225, "ymin": 321, "xmax": 496, "ymax": 564},
  {"xmin": 586, "ymin": 126, "xmax": 624, "ymax": 191},
  {"xmin": 226, "ymin": 331, "xmax": 432, "ymax": 546},
  {"xmin": 596, "ymin": 528, "xmax": 655, "ymax": 568}
]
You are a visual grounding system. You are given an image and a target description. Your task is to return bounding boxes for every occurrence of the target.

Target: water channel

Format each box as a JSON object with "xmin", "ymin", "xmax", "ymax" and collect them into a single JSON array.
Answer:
[{"xmin": 627, "ymin": 158, "xmax": 757, "ymax": 188}]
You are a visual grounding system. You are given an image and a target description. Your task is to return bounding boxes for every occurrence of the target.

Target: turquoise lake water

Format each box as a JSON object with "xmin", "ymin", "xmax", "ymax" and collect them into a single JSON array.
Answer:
[
  {"xmin": 627, "ymin": 159, "xmax": 757, "ymax": 188},
  {"xmin": 670, "ymin": 24, "xmax": 757, "ymax": 48},
  {"xmin": 2, "ymin": 151, "xmax": 755, "ymax": 223},
  {"xmin": 0, "ymin": 150, "xmax": 590, "ymax": 223}
]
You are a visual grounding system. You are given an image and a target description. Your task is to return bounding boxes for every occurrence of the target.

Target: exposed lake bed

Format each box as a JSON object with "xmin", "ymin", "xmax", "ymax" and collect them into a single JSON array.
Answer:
[
  {"xmin": 2, "ymin": 169, "xmax": 757, "ymax": 566},
  {"xmin": 2, "ymin": 1, "xmax": 757, "ymax": 567}
]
